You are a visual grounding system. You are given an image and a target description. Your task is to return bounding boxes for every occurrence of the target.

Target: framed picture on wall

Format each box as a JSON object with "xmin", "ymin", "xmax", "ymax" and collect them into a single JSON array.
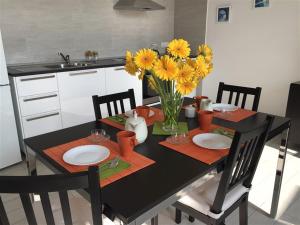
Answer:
[
  {"xmin": 253, "ymin": 0, "xmax": 270, "ymax": 8},
  {"xmin": 216, "ymin": 6, "xmax": 231, "ymax": 23}
]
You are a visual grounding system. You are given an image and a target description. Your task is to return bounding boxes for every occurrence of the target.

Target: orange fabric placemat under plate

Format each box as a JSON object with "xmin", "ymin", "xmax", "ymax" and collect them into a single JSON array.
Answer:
[
  {"xmin": 100, "ymin": 107, "xmax": 164, "ymax": 130},
  {"xmin": 43, "ymin": 137, "xmax": 155, "ymax": 187},
  {"xmin": 159, "ymin": 125, "xmax": 229, "ymax": 165},
  {"xmin": 213, "ymin": 108, "xmax": 256, "ymax": 122}
]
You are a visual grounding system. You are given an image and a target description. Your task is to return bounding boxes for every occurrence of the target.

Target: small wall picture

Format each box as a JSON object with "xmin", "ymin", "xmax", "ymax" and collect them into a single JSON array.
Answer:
[
  {"xmin": 217, "ymin": 6, "xmax": 231, "ymax": 23},
  {"xmin": 254, "ymin": 0, "xmax": 270, "ymax": 8}
]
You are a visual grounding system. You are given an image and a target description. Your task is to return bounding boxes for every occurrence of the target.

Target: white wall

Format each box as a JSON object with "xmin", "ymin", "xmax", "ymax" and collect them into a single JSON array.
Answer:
[{"xmin": 203, "ymin": 0, "xmax": 300, "ymax": 116}]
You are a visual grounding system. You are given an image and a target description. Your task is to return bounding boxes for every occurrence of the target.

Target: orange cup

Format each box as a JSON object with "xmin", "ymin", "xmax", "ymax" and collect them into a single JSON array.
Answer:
[
  {"xmin": 198, "ymin": 110, "xmax": 214, "ymax": 132},
  {"xmin": 136, "ymin": 106, "xmax": 150, "ymax": 119},
  {"xmin": 117, "ymin": 131, "xmax": 137, "ymax": 157},
  {"xmin": 193, "ymin": 96, "xmax": 208, "ymax": 110}
]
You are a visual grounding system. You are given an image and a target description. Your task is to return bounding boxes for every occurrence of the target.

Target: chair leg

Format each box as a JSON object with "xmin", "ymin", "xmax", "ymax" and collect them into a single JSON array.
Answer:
[
  {"xmin": 188, "ymin": 215, "xmax": 195, "ymax": 222},
  {"xmin": 239, "ymin": 195, "xmax": 248, "ymax": 225},
  {"xmin": 175, "ymin": 208, "xmax": 182, "ymax": 224}
]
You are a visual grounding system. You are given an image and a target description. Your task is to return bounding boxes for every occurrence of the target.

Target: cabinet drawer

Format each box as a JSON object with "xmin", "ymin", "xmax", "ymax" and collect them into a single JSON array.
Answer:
[
  {"xmin": 57, "ymin": 69, "xmax": 105, "ymax": 99},
  {"xmin": 16, "ymin": 74, "xmax": 58, "ymax": 96},
  {"xmin": 19, "ymin": 92, "xmax": 60, "ymax": 117},
  {"xmin": 22, "ymin": 111, "xmax": 62, "ymax": 138}
]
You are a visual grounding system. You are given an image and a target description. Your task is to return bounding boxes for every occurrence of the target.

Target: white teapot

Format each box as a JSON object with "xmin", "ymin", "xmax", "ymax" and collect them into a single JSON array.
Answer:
[{"xmin": 125, "ymin": 111, "xmax": 148, "ymax": 144}]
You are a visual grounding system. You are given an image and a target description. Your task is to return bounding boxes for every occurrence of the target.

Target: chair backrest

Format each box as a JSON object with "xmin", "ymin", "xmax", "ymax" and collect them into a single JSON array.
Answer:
[
  {"xmin": 210, "ymin": 115, "xmax": 274, "ymax": 214},
  {"xmin": 216, "ymin": 82, "xmax": 262, "ymax": 111},
  {"xmin": 92, "ymin": 89, "xmax": 136, "ymax": 120},
  {"xmin": 0, "ymin": 167, "xmax": 102, "ymax": 225}
]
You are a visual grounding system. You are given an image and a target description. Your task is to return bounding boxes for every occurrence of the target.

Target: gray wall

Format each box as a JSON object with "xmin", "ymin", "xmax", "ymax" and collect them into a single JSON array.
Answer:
[
  {"xmin": 174, "ymin": 0, "xmax": 207, "ymax": 55},
  {"xmin": 0, "ymin": 0, "xmax": 174, "ymax": 64}
]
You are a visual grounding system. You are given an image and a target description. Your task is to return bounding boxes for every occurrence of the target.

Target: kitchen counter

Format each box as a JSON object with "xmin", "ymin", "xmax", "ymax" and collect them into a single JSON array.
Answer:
[{"xmin": 7, "ymin": 57, "xmax": 125, "ymax": 77}]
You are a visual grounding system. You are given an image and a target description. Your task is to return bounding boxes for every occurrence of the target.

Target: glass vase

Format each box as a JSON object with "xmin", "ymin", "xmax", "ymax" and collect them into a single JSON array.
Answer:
[{"xmin": 160, "ymin": 93, "xmax": 183, "ymax": 133}]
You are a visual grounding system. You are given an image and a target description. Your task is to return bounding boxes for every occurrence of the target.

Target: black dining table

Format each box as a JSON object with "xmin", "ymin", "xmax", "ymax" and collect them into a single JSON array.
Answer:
[{"xmin": 24, "ymin": 98, "xmax": 291, "ymax": 224}]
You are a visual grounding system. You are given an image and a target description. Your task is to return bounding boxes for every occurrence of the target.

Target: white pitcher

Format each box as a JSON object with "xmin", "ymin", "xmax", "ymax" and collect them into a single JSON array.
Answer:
[{"xmin": 125, "ymin": 111, "xmax": 148, "ymax": 144}]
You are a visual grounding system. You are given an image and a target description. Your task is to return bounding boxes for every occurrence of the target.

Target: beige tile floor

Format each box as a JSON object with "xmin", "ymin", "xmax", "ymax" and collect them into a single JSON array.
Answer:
[{"xmin": 0, "ymin": 137, "xmax": 299, "ymax": 225}]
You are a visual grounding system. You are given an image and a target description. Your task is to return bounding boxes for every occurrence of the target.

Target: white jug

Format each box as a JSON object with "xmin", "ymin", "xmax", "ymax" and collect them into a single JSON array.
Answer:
[{"xmin": 125, "ymin": 111, "xmax": 148, "ymax": 144}]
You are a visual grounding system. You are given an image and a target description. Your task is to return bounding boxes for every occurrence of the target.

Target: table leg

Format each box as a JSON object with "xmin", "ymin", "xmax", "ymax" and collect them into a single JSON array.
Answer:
[
  {"xmin": 151, "ymin": 215, "xmax": 158, "ymax": 225},
  {"xmin": 270, "ymin": 127, "xmax": 290, "ymax": 218},
  {"xmin": 25, "ymin": 145, "xmax": 38, "ymax": 202}
]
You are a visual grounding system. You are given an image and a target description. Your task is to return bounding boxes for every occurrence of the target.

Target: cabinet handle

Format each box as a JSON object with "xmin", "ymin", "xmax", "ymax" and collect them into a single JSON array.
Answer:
[
  {"xmin": 114, "ymin": 67, "xmax": 125, "ymax": 71},
  {"xmin": 26, "ymin": 112, "xmax": 59, "ymax": 122},
  {"xmin": 20, "ymin": 75, "xmax": 55, "ymax": 82},
  {"xmin": 23, "ymin": 94, "xmax": 58, "ymax": 102},
  {"xmin": 69, "ymin": 70, "xmax": 98, "ymax": 76}
]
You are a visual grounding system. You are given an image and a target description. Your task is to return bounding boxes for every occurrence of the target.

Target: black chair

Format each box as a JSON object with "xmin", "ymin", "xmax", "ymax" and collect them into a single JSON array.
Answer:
[
  {"xmin": 174, "ymin": 115, "xmax": 274, "ymax": 225},
  {"xmin": 92, "ymin": 89, "xmax": 136, "ymax": 120},
  {"xmin": 216, "ymin": 82, "xmax": 262, "ymax": 111},
  {"xmin": 0, "ymin": 167, "xmax": 103, "ymax": 225}
]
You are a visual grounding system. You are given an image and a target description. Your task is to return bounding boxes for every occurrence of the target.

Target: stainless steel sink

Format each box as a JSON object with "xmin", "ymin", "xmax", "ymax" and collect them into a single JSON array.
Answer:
[{"xmin": 45, "ymin": 62, "xmax": 90, "ymax": 69}]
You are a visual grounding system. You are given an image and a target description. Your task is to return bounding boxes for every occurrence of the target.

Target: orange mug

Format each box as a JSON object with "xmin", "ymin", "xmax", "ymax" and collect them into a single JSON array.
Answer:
[
  {"xmin": 117, "ymin": 131, "xmax": 137, "ymax": 157},
  {"xmin": 136, "ymin": 106, "xmax": 150, "ymax": 119},
  {"xmin": 198, "ymin": 110, "xmax": 214, "ymax": 132},
  {"xmin": 193, "ymin": 96, "xmax": 208, "ymax": 110}
]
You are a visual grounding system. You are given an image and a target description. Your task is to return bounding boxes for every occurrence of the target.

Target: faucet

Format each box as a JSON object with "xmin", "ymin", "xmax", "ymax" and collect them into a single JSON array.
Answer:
[{"xmin": 58, "ymin": 52, "xmax": 71, "ymax": 64}]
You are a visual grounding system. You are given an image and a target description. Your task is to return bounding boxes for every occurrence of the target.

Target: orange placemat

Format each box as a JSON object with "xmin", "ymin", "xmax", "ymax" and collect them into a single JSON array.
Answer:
[
  {"xmin": 100, "ymin": 107, "xmax": 164, "ymax": 130},
  {"xmin": 43, "ymin": 137, "xmax": 155, "ymax": 187},
  {"xmin": 213, "ymin": 108, "xmax": 256, "ymax": 122},
  {"xmin": 159, "ymin": 125, "xmax": 229, "ymax": 165}
]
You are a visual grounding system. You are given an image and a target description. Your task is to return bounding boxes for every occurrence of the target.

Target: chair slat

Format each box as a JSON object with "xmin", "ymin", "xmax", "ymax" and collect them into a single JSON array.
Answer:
[
  {"xmin": 107, "ymin": 102, "xmax": 112, "ymax": 117},
  {"xmin": 113, "ymin": 101, "xmax": 119, "ymax": 114},
  {"xmin": 120, "ymin": 100, "xmax": 125, "ymax": 113},
  {"xmin": 20, "ymin": 193, "xmax": 38, "ymax": 225},
  {"xmin": 0, "ymin": 197, "xmax": 10, "ymax": 225},
  {"xmin": 241, "ymin": 94, "xmax": 247, "ymax": 109},
  {"xmin": 40, "ymin": 193, "xmax": 55, "ymax": 225},
  {"xmin": 235, "ymin": 92, "xmax": 240, "ymax": 106},
  {"xmin": 59, "ymin": 191, "xmax": 72, "ymax": 225},
  {"xmin": 228, "ymin": 91, "xmax": 233, "ymax": 104}
]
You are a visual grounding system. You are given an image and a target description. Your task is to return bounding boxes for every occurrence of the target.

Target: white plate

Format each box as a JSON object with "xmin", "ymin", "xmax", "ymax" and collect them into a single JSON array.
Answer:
[
  {"xmin": 125, "ymin": 109, "xmax": 155, "ymax": 117},
  {"xmin": 212, "ymin": 103, "xmax": 238, "ymax": 112},
  {"xmin": 63, "ymin": 145, "xmax": 110, "ymax": 166},
  {"xmin": 192, "ymin": 133, "xmax": 232, "ymax": 150}
]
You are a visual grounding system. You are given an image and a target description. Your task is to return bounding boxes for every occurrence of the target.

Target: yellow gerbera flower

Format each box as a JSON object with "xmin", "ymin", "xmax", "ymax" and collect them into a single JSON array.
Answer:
[
  {"xmin": 195, "ymin": 55, "xmax": 209, "ymax": 78},
  {"xmin": 176, "ymin": 81, "xmax": 197, "ymax": 95},
  {"xmin": 198, "ymin": 44, "xmax": 213, "ymax": 63},
  {"xmin": 134, "ymin": 49, "xmax": 157, "ymax": 70},
  {"xmin": 125, "ymin": 61, "xmax": 138, "ymax": 76},
  {"xmin": 125, "ymin": 50, "xmax": 138, "ymax": 75},
  {"xmin": 176, "ymin": 64, "xmax": 195, "ymax": 83},
  {"xmin": 153, "ymin": 56, "xmax": 178, "ymax": 81},
  {"xmin": 167, "ymin": 39, "xmax": 191, "ymax": 59}
]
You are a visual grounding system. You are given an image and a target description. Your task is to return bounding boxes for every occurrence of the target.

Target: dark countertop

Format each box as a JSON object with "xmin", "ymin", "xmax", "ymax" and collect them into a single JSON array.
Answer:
[{"xmin": 7, "ymin": 57, "xmax": 126, "ymax": 77}]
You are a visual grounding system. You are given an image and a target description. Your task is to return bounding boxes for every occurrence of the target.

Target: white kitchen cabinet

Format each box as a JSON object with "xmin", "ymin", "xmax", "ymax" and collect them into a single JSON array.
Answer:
[
  {"xmin": 19, "ymin": 92, "xmax": 60, "ymax": 117},
  {"xmin": 22, "ymin": 110, "xmax": 62, "ymax": 138},
  {"xmin": 15, "ymin": 73, "xmax": 58, "ymax": 96},
  {"xmin": 105, "ymin": 66, "xmax": 143, "ymax": 109},
  {"xmin": 57, "ymin": 69, "xmax": 106, "ymax": 128}
]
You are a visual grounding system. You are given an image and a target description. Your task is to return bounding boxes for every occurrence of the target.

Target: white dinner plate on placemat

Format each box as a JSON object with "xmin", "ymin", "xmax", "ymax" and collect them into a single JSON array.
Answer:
[
  {"xmin": 212, "ymin": 103, "xmax": 238, "ymax": 112},
  {"xmin": 125, "ymin": 109, "xmax": 155, "ymax": 117},
  {"xmin": 192, "ymin": 133, "xmax": 232, "ymax": 150},
  {"xmin": 63, "ymin": 145, "xmax": 110, "ymax": 166}
]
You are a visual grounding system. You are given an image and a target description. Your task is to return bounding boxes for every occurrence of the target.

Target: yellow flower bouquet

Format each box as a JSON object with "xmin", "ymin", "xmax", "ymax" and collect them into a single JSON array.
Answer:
[{"xmin": 125, "ymin": 39, "xmax": 213, "ymax": 132}]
